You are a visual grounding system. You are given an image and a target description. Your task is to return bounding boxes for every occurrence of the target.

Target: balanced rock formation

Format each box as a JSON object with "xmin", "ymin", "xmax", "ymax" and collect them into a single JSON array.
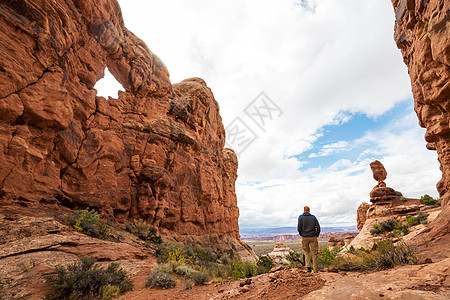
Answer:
[
  {"xmin": 391, "ymin": 0, "xmax": 450, "ymax": 242},
  {"xmin": 369, "ymin": 161, "xmax": 403, "ymax": 205},
  {"xmin": 0, "ymin": 0, "xmax": 240, "ymax": 239}
]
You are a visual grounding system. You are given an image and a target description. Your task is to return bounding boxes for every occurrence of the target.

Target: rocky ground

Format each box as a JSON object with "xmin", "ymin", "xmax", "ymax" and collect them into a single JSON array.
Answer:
[{"xmin": 122, "ymin": 260, "xmax": 449, "ymax": 300}]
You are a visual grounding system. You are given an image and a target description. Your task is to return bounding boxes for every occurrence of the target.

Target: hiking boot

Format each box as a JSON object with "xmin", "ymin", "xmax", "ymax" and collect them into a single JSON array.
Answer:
[{"xmin": 307, "ymin": 267, "xmax": 312, "ymax": 273}]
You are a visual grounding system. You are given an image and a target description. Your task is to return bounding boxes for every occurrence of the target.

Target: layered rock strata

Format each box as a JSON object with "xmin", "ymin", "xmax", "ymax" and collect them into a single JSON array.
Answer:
[
  {"xmin": 0, "ymin": 0, "xmax": 239, "ymax": 239},
  {"xmin": 391, "ymin": 0, "xmax": 450, "ymax": 240}
]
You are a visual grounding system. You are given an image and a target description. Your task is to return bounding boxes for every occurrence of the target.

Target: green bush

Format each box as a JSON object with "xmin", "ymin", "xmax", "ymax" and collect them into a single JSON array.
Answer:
[
  {"xmin": 228, "ymin": 261, "xmax": 256, "ymax": 280},
  {"xmin": 420, "ymin": 195, "xmax": 440, "ymax": 206},
  {"xmin": 256, "ymin": 255, "xmax": 274, "ymax": 272},
  {"xmin": 318, "ymin": 246, "xmax": 339, "ymax": 267},
  {"xmin": 370, "ymin": 219, "xmax": 408, "ymax": 235},
  {"xmin": 44, "ymin": 257, "xmax": 133, "ymax": 300},
  {"xmin": 405, "ymin": 215, "xmax": 415, "ymax": 226},
  {"xmin": 286, "ymin": 251, "xmax": 304, "ymax": 267},
  {"xmin": 67, "ymin": 208, "xmax": 109, "ymax": 239},
  {"xmin": 146, "ymin": 270, "xmax": 176, "ymax": 289},
  {"xmin": 405, "ymin": 212, "xmax": 429, "ymax": 227}
]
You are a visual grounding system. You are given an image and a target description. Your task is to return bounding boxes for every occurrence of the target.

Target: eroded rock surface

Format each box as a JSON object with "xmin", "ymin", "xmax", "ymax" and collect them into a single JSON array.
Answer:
[
  {"xmin": 0, "ymin": 214, "xmax": 154, "ymax": 299},
  {"xmin": 268, "ymin": 242, "xmax": 292, "ymax": 266},
  {"xmin": 356, "ymin": 202, "xmax": 370, "ymax": 230},
  {"xmin": 304, "ymin": 258, "xmax": 450, "ymax": 300},
  {"xmin": 392, "ymin": 0, "xmax": 450, "ymax": 241},
  {"xmin": 0, "ymin": 0, "xmax": 239, "ymax": 239}
]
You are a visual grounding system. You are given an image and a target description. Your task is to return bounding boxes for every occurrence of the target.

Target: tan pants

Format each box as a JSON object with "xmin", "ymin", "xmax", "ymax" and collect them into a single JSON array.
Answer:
[{"xmin": 302, "ymin": 236, "xmax": 319, "ymax": 272}]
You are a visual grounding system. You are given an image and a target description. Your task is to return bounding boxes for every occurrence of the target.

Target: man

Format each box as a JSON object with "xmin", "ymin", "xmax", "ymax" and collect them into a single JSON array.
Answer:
[{"xmin": 297, "ymin": 206, "xmax": 321, "ymax": 273}]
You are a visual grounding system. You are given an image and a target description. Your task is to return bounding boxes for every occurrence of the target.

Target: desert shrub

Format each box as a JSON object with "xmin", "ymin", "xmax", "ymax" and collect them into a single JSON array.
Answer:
[
  {"xmin": 126, "ymin": 219, "xmax": 162, "ymax": 244},
  {"xmin": 348, "ymin": 245, "xmax": 356, "ymax": 254},
  {"xmin": 243, "ymin": 261, "xmax": 256, "ymax": 278},
  {"xmin": 153, "ymin": 261, "xmax": 181, "ymax": 274},
  {"xmin": 156, "ymin": 243, "xmax": 190, "ymax": 264},
  {"xmin": 190, "ymin": 270, "xmax": 210, "ymax": 285},
  {"xmin": 127, "ymin": 219, "xmax": 150, "ymax": 236},
  {"xmin": 333, "ymin": 250, "xmax": 376, "ymax": 271},
  {"xmin": 370, "ymin": 219, "xmax": 404, "ymax": 235},
  {"xmin": 420, "ymin": 194, "xmax": 440, "ymax": 206},
  {"xmin": 388, "ymin": 221, "xmax": 409, "ymax": 237},
  {"xmin": 286, "ymin": 251, "xmax": 304, "ymax": 267},
  {"xmin": 67, "ymin": 208, "xmax": 109, "ymax": 239},
  {"xmin": 174, "ymin": 265, "xmax": 196, "ymax": 277},
  {"xmin": 99, "ymin": 284, "xmax": 120, "ymax": 300},
  {"xmin": 332, "ymin": 239, "xmax": 419, "ymax": 271},
  {"xmin": 256, "ymin": 255, "xmax": 274, "ymax": 273},
  {"xmin": 218, "ymin": 253, "xmax": 231, "ymax": 265},
  {"xmin": 183, "ymin": 279, "xmax": 193, "ymax": 290},
  {"xmin": 318, "ymin": 246, "xmax": 339, "ymax": 268},
  {"xmin": 405, "ymin": 215, "xmax": 415, "ymax": 226},
  {"xmin": 405, "ymin": 212, "xmax": 429, "ymax": 227},
  {"xmin": 146, "ymin": 270, "xmax": 176, "ymax": 289},
  {"xmin": 194, "ymin": 248, "xmax": 216, "ymax": 263},
  {"xmin": 228, "ymin": 261, "xmax": 256, "ymax": 280},
  {"xmin": 44, "ymin": 257, "xmax": 133, "ymax": 300},
  {"xmin": 168, "ymin": 248, "xmax": 187, "ymax": 264}
]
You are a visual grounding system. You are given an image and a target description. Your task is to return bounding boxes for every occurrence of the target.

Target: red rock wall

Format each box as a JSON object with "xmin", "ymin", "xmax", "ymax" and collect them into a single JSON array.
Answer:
[
  {"xmin": 392, "ymin": 0, "xmax": 450, "ymax": 238},
  {"xmin": 0, "ymin": 0, "xmax": 239, "ymax": 239}
]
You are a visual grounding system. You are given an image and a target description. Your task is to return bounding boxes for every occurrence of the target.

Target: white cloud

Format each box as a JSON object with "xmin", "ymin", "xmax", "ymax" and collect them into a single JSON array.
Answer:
[
  {"xmin": 309, "ymin": 141, "xmax": 349, "ymax": 158},
  {"xmin": 113, "ymin": 0, "xmax": 441, "ymax": 228}
]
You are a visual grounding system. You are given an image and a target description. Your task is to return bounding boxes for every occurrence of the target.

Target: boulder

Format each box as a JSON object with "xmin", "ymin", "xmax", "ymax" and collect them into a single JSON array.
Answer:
[{"xmin": 268, "ymin": 242, "xmax": 292, "ymax": 265}]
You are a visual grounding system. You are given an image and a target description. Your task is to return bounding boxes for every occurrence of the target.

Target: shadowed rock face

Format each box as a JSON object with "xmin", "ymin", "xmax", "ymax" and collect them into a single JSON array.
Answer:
[
  {"xmin": 0, "ymin": 0, "xmax": 239, "ymax": 238},
  {"xmin": 391, "ymin": 0, "xmax": 450, "ymax": 240}
]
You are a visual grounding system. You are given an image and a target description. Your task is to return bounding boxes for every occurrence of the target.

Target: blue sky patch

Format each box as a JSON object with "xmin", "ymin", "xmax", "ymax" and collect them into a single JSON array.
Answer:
[{"xmin": 295, "ymin": 99, "xmax": 414, "ymax": 169}]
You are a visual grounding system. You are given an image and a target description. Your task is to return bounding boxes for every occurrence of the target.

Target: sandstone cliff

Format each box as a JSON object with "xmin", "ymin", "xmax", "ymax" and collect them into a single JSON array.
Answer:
[
  {"xmin": 392, "ymin": 0, "xmax": 450, "ymax": 243},
  {"xmin": 0, "ymin": 0, "xmax": 239, "ymax": 239}
]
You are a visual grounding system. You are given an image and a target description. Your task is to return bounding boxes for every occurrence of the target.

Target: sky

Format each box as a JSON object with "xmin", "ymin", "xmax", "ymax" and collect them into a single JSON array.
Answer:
[{"xmin": 95, "ymin": 0, "xmax": 441, "ymax": 229}]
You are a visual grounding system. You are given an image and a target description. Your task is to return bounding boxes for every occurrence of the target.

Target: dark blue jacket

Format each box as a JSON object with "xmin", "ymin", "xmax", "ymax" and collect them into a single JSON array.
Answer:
[{"xmin": 297, "ymin": 212, "xmax": 320, "ymax": 237}]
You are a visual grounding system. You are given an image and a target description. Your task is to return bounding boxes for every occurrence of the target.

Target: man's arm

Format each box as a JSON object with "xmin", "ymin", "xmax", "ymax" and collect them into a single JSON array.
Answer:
[
  {"xmin": 315, "ymin": 217, "xmax": 321, "ymax": 237},
  {"xmin": 297, "ymin": 216, "xmax": 303, "ymax": 236}
]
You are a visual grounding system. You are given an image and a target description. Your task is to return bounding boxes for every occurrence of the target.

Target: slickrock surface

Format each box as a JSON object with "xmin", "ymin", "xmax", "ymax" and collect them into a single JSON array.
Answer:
[
  {"xmin": 303, "ymin": 258, "xmax": 450, "ymax": 300},
  {"xmin": 392, "ymin": 0, "xmax": 450, "ymax": 242},
  {"xmin": 0, "ymin": 0, "xmax": 239, "ymax": 239},
  {"xmin": 0, "ymin": 214, "xmax": 155, "ymax": 299}
]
